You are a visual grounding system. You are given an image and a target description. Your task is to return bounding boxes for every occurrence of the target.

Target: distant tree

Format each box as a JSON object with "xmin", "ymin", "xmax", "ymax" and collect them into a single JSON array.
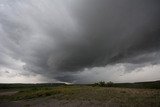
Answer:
[
  {"xmin": 93, "ymin": 81, "xmax": 114, "ymax": 87},
  {"xmin": 99, "ymin": 81, "xmax": 106, "ymax": 87},
  {"xmin": 106, "ymin": 81, "xmax": 114, "ymax": 87},
  {"xmin": 93, "ymin": 82, "xmax": 99, "ymax": 87}
]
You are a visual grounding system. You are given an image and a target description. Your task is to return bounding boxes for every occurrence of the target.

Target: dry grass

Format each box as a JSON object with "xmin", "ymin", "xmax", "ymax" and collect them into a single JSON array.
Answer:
[{"xmin": 0, "ymin": 86, "xmax": 160, "ymax": 107}]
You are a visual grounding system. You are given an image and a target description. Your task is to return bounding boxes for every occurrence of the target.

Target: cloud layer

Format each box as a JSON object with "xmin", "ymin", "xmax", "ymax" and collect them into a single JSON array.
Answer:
[{"xmin": 0, "ymin": 0, "xmax": 160, "ymax": 83}]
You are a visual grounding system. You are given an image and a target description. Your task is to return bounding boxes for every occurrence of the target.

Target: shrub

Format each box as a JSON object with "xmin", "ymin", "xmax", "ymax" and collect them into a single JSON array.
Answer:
[
  {"xmin": 106, "ymin": 81, "xmax": 114, "ymax": 87},
  {"xmin": 99, "ymin": 81, "xmax": 106, "ymax": 87},
  {"xmin": 93, "ymin": 81, "xmax": 114, "ymax": 87}
]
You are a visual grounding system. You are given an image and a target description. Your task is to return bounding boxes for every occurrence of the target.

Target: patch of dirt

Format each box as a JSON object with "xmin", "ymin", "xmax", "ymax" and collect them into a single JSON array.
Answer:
[
  {"xmin": 0, "ymin": 91, "xmax": 18, "ymax": 96},
  {"xmin": 0, "ymin": 98, "xmax": 120, "ymax": 107}
]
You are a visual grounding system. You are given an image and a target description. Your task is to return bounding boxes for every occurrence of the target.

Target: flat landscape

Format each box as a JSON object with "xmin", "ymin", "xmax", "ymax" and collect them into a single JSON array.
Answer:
[
  {"xmin": 0, "ymin": 81, "xmax": 159, "ymax": 107},
  {"xmin": 1, "ymin": 1, "xmax": 160, "ymax": 107}
]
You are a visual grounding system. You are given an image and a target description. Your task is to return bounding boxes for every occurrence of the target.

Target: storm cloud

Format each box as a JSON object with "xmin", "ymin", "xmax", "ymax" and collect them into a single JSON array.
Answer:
[{"xmin": 0, "ymin": 0, "xmax": 160, "ymax": 83}]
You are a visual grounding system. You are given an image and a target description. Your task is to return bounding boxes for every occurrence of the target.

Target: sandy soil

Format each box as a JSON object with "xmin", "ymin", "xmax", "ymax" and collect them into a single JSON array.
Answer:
[
  {"xmin": 0, "ymin": 98, "xmax": 120, "ymax": 107},
  {"xmin": 0, "ymin": 91, "xmax": 18, "ymax": 96},
  {"xmin": 0, "ymin": 90, "xmax": 118, "ymax": 107}
]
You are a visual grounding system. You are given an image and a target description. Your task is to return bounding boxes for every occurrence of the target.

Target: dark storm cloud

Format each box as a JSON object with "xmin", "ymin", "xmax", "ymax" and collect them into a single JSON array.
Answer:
[
  {"xmin": 49, "ymin": 0, "xmax": 160, "ymax": 72},
  {"xmin": 0, "ymin": 0, "xmax": 160, "ymax": 83}
]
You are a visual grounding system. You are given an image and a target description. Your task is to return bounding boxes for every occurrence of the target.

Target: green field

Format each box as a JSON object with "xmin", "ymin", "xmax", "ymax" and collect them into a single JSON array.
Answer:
[{"xmin": 0, "ymin": 81, "xmax": 160, "ymax": 107}]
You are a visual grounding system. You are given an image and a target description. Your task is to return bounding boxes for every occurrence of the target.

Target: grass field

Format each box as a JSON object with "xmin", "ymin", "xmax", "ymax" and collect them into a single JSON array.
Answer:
[{"xmin": 0, "ymin": 82, "xmax": 160, "ymax": 107}]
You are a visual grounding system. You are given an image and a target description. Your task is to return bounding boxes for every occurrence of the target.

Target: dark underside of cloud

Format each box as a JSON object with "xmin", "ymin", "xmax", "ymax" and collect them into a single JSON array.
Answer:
[
  {"xmin": 0, "ymin": 0, "xmax": 160, "ymax": 83},
  {"xmin": 49, "ymin": 0, "xmax": 160, "ymax": 71}
]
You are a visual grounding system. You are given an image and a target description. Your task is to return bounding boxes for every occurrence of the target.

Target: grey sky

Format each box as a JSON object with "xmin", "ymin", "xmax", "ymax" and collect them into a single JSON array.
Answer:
[{"xmin": 0, "ymin": 0, "xmax": 160, "ymax": 83}]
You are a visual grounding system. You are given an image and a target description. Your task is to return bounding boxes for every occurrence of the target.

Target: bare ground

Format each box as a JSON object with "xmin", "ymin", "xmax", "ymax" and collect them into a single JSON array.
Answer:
[
  {"xmin": 0, "ymin": 98, "xmax": 121, "ymax": 107},
  {"xmin": 0, "ymin": 91, "xmax": 18, "ymax": 96},
  {"xmin": 0, "ymin": 87, "xmax": 159, "ymax": 107},
  {"xmin": 0, "ymin": 97, "xmax": 158, "ymax": 107}
]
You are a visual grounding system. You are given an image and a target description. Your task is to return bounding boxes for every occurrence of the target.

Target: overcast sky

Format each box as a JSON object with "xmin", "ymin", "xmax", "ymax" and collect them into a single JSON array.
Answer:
[{"xmin": 0, "ymin": 0, "xmax": 160, "ymax": 83}]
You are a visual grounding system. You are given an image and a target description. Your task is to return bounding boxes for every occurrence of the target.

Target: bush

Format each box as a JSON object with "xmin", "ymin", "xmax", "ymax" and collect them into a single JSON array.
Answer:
[
  {"xmin": 93, "ymin": 81, "xmax": 114, "ymax": 87},
  {"xmin": 106, "ymin": 81, "xmax": 114, "ymax": 87},
  {"xmin": 99, "ymin": 81, "xmax": 106, "ymax": 87}
]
